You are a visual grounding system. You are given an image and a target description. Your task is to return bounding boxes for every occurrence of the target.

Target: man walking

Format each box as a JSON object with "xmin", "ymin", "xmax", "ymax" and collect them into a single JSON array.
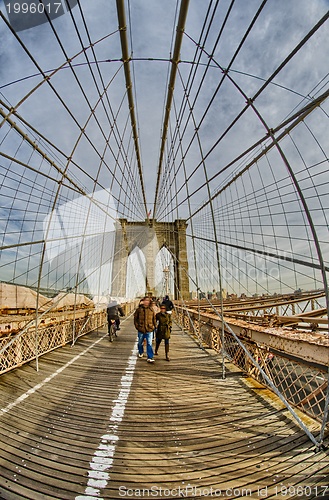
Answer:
[{"xmin": 134, "ymin": 296, "xmax": 156, "ymax": 363}]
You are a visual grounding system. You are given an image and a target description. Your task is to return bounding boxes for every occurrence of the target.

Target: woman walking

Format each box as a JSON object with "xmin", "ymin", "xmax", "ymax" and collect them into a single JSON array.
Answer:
[{"xmin": 155, "ymin": 305, "xmax": 172, "ymax": 361}]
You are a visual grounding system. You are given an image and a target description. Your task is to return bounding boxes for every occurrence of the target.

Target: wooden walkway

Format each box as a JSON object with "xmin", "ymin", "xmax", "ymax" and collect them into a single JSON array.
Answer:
[{"xmin": 0, "ymin": 317, "xmax": 328, "ymax": 500}]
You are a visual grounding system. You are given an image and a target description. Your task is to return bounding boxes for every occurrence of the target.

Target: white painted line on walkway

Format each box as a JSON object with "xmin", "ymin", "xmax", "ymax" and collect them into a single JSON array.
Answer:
[
  {"xmin": 0, "ymin": 334, "xmax": 107, "ymax": 417},
  {"xmin": 76, "ymin": 341, "xmax": 138, "ymax": 500}
]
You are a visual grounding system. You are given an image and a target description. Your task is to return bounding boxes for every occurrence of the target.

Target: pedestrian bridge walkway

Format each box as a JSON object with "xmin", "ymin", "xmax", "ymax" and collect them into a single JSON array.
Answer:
[{"xmin": 0, "ymin": 317, "xmax": 328, "ymax": 500}]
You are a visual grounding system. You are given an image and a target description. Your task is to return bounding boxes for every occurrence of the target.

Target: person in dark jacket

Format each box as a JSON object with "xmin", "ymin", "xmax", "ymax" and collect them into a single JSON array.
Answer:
[
  {"xmin": 107, "ymin": 298, "xmax": 125, "ymax": 332},
  {"xmin": 134, "ymin": 296, "xmax": 156, "ymax": 362},
  {"xmin": 161, "ymin": 295, "xmax": 174, "ymax": 314},
  {"xmin": 155, "ymin": 305, "xmax": 172, "ymax": 361}
]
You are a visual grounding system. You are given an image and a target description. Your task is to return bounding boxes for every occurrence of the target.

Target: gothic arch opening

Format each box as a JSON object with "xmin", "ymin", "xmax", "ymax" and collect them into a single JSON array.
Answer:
[
  {"xmin": 126, "ymin": 246, "xmax": 146, "ymax": 299},
  {"xmin": 155, "ymin": 246, "xmax": 174, "ymax": 299}
]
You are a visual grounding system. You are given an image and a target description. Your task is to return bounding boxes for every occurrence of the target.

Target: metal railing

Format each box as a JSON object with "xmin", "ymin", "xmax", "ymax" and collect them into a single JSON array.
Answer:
[
  {"xmin": 0, "ymin": 301, "xmax": 138, "ymax": 375},
  {"xmin": 175, "ymin": 305, "xmax": 329, "ymax": 448},
  {"xmin": 0, "ymin": 309, "xmax": 106, "ymax": 375}
]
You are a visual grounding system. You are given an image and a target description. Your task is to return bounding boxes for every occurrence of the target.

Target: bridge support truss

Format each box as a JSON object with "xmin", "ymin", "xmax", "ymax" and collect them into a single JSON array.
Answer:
[{"xmin": 175, "ymin": 294, "xmax": 329, "ymax": 448}]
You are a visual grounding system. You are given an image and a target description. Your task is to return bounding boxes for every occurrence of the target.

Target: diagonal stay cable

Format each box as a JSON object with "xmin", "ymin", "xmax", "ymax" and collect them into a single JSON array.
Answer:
[
  {"xmin": 156, "ymin": 8, "xmax": 329, "ymax": 220},
  {"xmin": 156, "ymin": 0, "xmax": 224, "ymax": 214},
  {"xmin": 153, "ymin": 0, "xmax": 190, "ymax": 219},
  {"xmin": 0, "ymin": 12, "xmax": 146, "ymax": 218},
  {"xmin": 35, "ymin": 0, "xmax": 146, "ymax": 218},
  {"xmin": 156, "ymin": 0, "xmax": 268, "ymax": 218},
  {"xmin": 66, "ymin": 1, "xmax": 145, "ymax": 217},
  {"xmin": 0, "ymin": 100, "xmax": 144, "ymax": 222},
  {"xmin": 157, "ymin": 0, "xmax": 235, "ymax": 212},
  {"xmin": 116, "ymin": 0, "xmax": 148, "ymax": 218},
  {"xmin": 186, "ymin": 87, "xmax": 329, "ymax": 222},
  {"xmin": 158, "ymin": 85, "xmax": 329, "ymax": 222}
]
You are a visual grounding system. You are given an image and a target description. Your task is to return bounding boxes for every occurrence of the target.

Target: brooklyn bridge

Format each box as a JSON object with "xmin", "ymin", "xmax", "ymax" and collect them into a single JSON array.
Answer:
[{"xmin": 0, "ymin": 0, "xmax": 329, "ymax": 498}]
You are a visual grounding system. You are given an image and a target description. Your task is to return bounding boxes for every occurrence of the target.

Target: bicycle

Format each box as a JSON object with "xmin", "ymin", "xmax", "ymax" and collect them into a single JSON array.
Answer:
[{"xmin": 108, "ymin": 319, "xmax": 117, "ymax": 342}]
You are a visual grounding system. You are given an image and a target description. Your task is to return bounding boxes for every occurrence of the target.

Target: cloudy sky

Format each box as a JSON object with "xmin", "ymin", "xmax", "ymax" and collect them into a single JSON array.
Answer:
[{"xmin": 0, "ymin": 0, "xmax": 328, "ymax": 298}]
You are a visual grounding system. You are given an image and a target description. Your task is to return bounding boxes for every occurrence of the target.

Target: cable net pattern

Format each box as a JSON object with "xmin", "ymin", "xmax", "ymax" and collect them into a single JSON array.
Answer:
[
  {"xmin": 175, "ymin": 305, "xmax": 329, "ymax": 428},
  {"xmin": 0, "ymin": 0, "xmax": 329, "ymax": 443},
  {"xmin": 0, "ymin": 309, "xmax": 106, "ymax": 373},
  {"xmin": 0, "ymin": 1, "xmax": 328, "ymax": 300}
]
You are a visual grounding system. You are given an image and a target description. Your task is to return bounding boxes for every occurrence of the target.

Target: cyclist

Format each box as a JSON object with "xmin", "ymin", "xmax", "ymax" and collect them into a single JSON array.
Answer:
[{"xmin": 107, "ymin": 298, "xmax": 125, "ymax": 335}]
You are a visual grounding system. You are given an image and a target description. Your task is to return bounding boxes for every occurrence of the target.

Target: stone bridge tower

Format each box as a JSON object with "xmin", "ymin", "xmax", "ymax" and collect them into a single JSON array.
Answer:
[{"xmin": 111, "ymin": 219, "xmax": 189, "ymax": 300}]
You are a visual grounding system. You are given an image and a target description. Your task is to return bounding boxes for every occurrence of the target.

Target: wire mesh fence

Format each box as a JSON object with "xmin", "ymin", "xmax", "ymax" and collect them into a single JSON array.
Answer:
[
  {"xmin": 175, "ymin": 305, "xmax": 329, "ymax": 432},
  {"xmin": 0, "ymin": 309, "xmax": 106, "ymax": 374}
]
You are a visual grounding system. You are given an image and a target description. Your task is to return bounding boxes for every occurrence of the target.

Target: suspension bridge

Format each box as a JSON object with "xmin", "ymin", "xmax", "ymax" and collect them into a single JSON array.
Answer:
[{"xmin": 0, "ymin": 0, "xmax": 329, "ymax": 498}]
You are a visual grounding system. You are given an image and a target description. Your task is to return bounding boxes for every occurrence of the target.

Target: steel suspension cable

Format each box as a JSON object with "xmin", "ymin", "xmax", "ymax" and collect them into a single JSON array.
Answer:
[
  {"xmin": 116, "ymin": 0, "xmax": 148, "ymax": 218},
  {"xmin": 156, "ymin": 8, "xmax": 328, "ymax": 220},
  {"xmin": 156, "ymin": 0, "xmax": 235, "ymax": 213},
  {"xmin": 153, "ymin": 0, "xmax": 190, "ymax": 218},
  {"xmin": 156, "ymin": 0, "xmax": 268, "ymax": 218},
  {"xmin": 0, "ymin": 13, "xmax": 147, "ymax": 219}
]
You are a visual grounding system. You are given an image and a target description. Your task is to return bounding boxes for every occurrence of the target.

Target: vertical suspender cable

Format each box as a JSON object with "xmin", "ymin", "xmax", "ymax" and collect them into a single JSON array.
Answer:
[
  {"xmin": 153, "ymin": 0, "xmax": 190, "ymax": 218},
  {"xmin": 116, "ymin": 0, "xmax": 148, "ymax": 218}
]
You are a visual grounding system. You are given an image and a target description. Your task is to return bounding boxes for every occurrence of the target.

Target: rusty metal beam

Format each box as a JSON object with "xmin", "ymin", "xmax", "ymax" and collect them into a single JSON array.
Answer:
[
  {"xmin": 275, "ymin": 308, "xmax": 328, "ymax": 327},
  {"xmin": 187, "ymin": 291, "xmax": 326, "ymax": 312},
  {"xmin": 181, "ymin": 306, "xmax": 329, "ymax": 367}
]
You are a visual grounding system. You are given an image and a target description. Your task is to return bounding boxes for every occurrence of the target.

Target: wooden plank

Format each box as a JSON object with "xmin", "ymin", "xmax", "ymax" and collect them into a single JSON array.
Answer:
[{"xmin": 0, "ymin": 318, "xmax": 328, "ymax": 499}]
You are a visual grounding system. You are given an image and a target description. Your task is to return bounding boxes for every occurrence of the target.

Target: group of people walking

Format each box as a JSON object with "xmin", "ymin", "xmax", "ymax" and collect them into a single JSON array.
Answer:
[
  {"xmin": 134, "ymin": 295, "xmax": 173, "ymax": 363},
  {"xmin": 107, "ymin": 295, "xmax": 174, "ymax": 363}
]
